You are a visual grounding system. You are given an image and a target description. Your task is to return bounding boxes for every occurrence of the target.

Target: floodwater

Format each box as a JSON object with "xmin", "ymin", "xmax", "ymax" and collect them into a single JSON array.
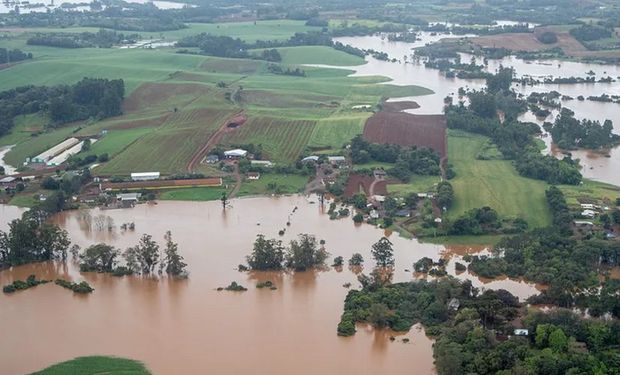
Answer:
[
  {"xmin": 0, "ymin": 0, "xmax": 189, "ymax": 14},
  {"xmin": 0, "ymin": 197, "xmax": 543, "ymax": 374},
  {"xmin": 0, "ymin": 144, "xmax": 17, "ymax": 175},
  {"xmin": 334, "ymin": 34, "xmax": 620, "ymax": 186}
]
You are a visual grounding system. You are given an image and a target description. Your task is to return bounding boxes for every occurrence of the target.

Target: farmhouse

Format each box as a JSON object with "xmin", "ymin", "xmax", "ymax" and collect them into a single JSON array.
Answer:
[
  {"xmin": 580, "ymin": 203, "xmax": 596, "ymax": 210},
  {"xmin": 251, "ymin": 160, "xmax": 273, "ymax": 168},
  {"xmin": 117, "ymin": 193, "xmax": 141, "ymax": 208},
  {"xmin": 373, "ymin": 169, "xmax": 387, "ymax": 180},
  {"xmin": 301, "ymin": 155, "xmax": 319, "ymax": 163},
  {"xmin": 513, "ymin": 329, "xmax": 529, "ymax": 336},
  {"xmin": 247, "ymin": 172, "xmax": 261, "ymax": 180},
  {"xmin": 205, "ymin": 155, "xmax": 219, "ymax": 164},
  {"xmin": 131, "ymin": 172, "xmax": 160, "ymax": 181},
  {"xmin": 574, "ymin": 220, "xmax": 594, "ymax": 228},
  {"xmin": 224, "ymin": 149, "xmax": 248, "ymax": 159},
  {"xmin": 328, "ymin": 156, "xmax": 346, "ymax": 166},
  {"xmin": 0, "ymin": 176, "xmax": 16, "ymax": 185},
  {"xmin": 581, "ymin": 209, "xmax": 597, "ymax": 218}
]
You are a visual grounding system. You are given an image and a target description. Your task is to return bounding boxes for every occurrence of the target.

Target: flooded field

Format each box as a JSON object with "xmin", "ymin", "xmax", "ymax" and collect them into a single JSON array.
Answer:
[
  {"xmin": 0, "ymin": 197, "xmax": 542, "ymax": 374},
  {"xmin": 334, "ymin": 34, "xmax": 620, "ymax": 186}
]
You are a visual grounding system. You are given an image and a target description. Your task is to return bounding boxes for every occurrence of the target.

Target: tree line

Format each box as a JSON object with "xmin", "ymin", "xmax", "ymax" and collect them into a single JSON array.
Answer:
[
  {"xmin": 350, "ymin": 135, "xmax": 442, "ymax": 181},
  {"xmin": 468, "ymin": 186, "xmax": 620, "ymax": 317},
  {"xmin": 79, "ymin": 232, "xmax": 188, "ymax": 277},
  {"xmin": 177, "ymin": 31, "xmax": 366, "ymax": 60},
  {"xmin": 0, "ymin": 48, "xmax": 32, "ymax": 64},
  {"xmin": 445, "ymin": 69, "xmax": 583, "ymax": 185},
  {"xmin": 0, "ymin": 77, "xmax": 124, "ymax": 137},
  {"xmin": 27, "ymin": 29, "xmax": 140, "ymax": 49}
]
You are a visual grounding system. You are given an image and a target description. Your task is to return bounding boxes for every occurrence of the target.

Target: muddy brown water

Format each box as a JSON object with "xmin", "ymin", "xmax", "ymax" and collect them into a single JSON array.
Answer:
[{"xmin": 0, "ymin": 197, "xmax": 542, "ymax": 374}]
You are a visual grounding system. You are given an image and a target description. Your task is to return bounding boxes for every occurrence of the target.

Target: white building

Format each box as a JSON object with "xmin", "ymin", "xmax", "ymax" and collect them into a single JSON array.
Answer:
[
  {"xmin": 582, "ymin": 209, "xmax": 597, "ymax": 218},
  {"xmin": 251, "ymin": 160, "xmax": 273, "ymax": 167},
  {"xmin": 224, "ymin": 149, "xmax": 248, "ymax": 159},
  {"xmin": 131, "ymin": 172, "xmax": 160, "ymax": 181},
  {"xmin": 301, "ymin": 155, "xmax": 319, "ymax": 163},
  {"xmin": 327, "ymin": 156, "xmax": 346, "ymax": 165},
  {"xmin": 32, "ymin": 138, "xmax": 80, "ymax": 163}
]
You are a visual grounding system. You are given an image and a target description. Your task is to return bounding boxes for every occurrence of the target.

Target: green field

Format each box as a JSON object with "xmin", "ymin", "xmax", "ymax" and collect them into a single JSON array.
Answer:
[
  {"xmin": 237, "ymin": 173, "xmax": 308, "ymax": 196},
  {"xmin": 447, "ymin": 130, "xmax": 552, "ymax": 228},
  {"xmin": 388, "ymin": 175, "xmax": 442, "ymax": 195},
  {"xmin": 220, "ymin": 116, "xmax": 317, "ymax": 163},
  {"xmin": 31, "ymin": 356, "xmax": 150, "ymax": 375},
  {"xmin": 272, "ymin": 46, "xmax": 365, "ymax": 66},
  {"xmin": 308, "ymin": 113, "xmax": 370, "ymax": 150},
  {"xmin": 0, "ymin": 22, "xmax": 433, "ymax": 176}
]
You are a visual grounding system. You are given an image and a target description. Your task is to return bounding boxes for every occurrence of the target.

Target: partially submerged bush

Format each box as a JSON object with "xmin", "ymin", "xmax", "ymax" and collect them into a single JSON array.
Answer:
[
  {"xmin": 3, "ymin": 275, "xmax": 50, "ymax": 293},
  {"xmin": 256, "ymin": 280, "xmax": 274, "ymax": 289},
  {"xmin": 222, "ymin": 281, "xmax": 247, "ymax": 291},
  {"xmin": 55, "ymin": 279, "xmax": 94, "ymax": 294}
]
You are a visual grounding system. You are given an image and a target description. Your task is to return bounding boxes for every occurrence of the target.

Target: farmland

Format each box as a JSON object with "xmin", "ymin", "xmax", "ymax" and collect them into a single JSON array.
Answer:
[
  {"xmin": 446, "ymin": 130, "xmax": 552, "ymax": 228},
  {"xmin": 363, "ymin": 112, "xmax": 447, "ymax": 159},
  {"xmin": 0, "ymin": 21, "xmax": 433, "ymax": 177},
  {"xmin": 219, "ymin": 116, "xmax": 317, "ymax": 163}
]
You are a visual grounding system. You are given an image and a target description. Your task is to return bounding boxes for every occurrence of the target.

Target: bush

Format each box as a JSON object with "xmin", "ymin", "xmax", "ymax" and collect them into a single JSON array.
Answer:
[
  {"xmin": 112, "ymin": 266, "xmax": 133, "ymax": 277},
  {"xmin": 337, "ymin": 318, "xmax": 356, "ymax": 336},
  {"xmin": 353, "ymin": 213, "xmax": 364, "ymax": 223},
  {"xmin": 55, "ymin": 278, "xmax": 94, "ymax": 293},
  {"xmin": 223, "ymin": 281, "xmax": 247, "ymax": 291},
  {"xmin": 256, "ymin": 280, "xmax": 274, "ymax": 289},
  {"xmin": 333, "ymin": 256, "xmax": 344, "ymax": 267}
]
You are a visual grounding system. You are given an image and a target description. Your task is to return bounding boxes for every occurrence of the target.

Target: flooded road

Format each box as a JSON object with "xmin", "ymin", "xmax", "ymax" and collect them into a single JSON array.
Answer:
[
  {"xmin": 0, "ymin": 197, "xmax": 543, "ymax": 374},
  {"xmin": 334, "ymin": 34, "xmax": 620, "ymax": 186},
  {"xmin": 0, "ymin": 145, "xmax": 17, "ymax": 175}
]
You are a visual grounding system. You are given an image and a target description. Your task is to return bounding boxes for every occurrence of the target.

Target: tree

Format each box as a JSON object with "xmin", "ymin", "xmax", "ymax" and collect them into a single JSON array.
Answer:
[
  {"xmin": 367, "ymin": 303, "xmax": 392, "ymax": 327},
  {"xmin": 332, "ymin": 256, "xmax": 344, "ymax": 267},
  {"xmin": 79, "ymin": 243, "xmax": 119, "ymax": 272},
  {"xmin": 286, "ymin": 234, "xmax": 328, "ymax": 271},
  {"xmin": 124, "ymin": 234, "xmax": 160, "ymax": 275},
  {"xmin": 349, "ymin": 253, "xmax": 364, "ymax": 266},
  {"xmin": 162, "ymin": 231, "xmax": 187, "ymax": 277},
  {"xmin": 246, "ymin": 235, "xmax": 285, "ymax": 270},
  {"xmin": 371, "ymin": 237, "xmax": 394, "ymax": 267}
]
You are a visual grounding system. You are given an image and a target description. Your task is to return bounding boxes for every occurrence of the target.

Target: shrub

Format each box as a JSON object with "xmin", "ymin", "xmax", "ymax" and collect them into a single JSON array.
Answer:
[
  {"xmin": 224, "ymin": 281, "xmax": 247, "ymax": 291},
  {"xmin": 349, "ymin": 253, "xmax": 364, "ymax": 266},
  {"xmin": 256, "ymin": 281, "xmax": 274, "ymax": 289},
  {"xmin": 337, "ymin": 318, "xmax": 356, "ymax": 336},
  {"xmin": 353, "ymin": 213, "xmax": 364, "ymax": 223},
  {"xmin": 333, "ymin": 256, "xmax": 344, "ymax": 267}
]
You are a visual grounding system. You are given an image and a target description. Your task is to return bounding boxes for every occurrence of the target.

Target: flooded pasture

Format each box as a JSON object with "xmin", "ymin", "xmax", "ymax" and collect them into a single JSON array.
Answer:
[
  {"xmin": 334, "ymin": 34, "xmax": 620, "ymax": 186},
  {"xmin": 0, "ymin": 197, "xmax": 543, "ymax": 374}
]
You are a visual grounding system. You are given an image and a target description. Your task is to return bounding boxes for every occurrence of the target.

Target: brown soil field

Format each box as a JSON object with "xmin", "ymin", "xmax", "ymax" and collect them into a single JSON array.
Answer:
[
  {"xmin": 344, "ymin": 174, "xmax": 387, "ymax": 198},
  {"xmin": 363, "ymin": 112, "xmax": 447, "ymax": 158},
  {"xmin": 382, "ymin": 101, "xmax": 420, "ymax": 112},
  {"xmin": 102, "ymin": 178, "xmax": 222, "ymax": 190},
  {"xmin": 471, "ymin": 29, "xmax": 620, "ymax": 59},
  {"xmin": 123, "ymin": 82, "xmax": 210, "ymax": 113}
]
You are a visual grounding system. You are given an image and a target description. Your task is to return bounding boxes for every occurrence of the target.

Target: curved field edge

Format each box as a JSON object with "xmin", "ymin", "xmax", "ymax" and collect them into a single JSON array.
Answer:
[{"xmin": 30, "ymin": 356, "xmax": 151, "ymax": 375}]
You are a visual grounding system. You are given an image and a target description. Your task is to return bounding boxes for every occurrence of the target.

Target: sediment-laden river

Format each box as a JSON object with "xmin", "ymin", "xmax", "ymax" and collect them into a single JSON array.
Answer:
[{"xmin": 0, "ymin": 197, "xmax": 542, "ymax": 374}]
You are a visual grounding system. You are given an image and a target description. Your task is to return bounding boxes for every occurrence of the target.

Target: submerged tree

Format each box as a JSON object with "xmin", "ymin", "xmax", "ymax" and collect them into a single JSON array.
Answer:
[
  {"xmin": 161, "ymin": 231, "xmax": 187, "ymax": 277},
  {"xmin": 371, "ymin": 237, "xmax": 394, "ymax": 268},
  {"xmin": 286, "ymin": 234, "xmax": 329, "ymax": 271},
  {"xmin": 79, "ymin": 243, "xmax": 120, "ymax": 272},
  {"xmin": 124, "ymin": 234, "xmax": 160, "ymax": 275},
  {"xmin": 246, "ymin": 235, "xmax": 285, "ymax": 270}
]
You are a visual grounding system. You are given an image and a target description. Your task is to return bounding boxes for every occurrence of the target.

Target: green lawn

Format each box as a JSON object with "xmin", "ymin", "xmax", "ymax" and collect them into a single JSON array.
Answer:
[
  {"xmin": 237, "ymin": 174, "xmax": 308, "ymax": 197},
  {"xmin": 159, "ymin": 186, "xmax": 229, "ymax": 201},
  {"xmin": 388, "ymin": 175, "xmax": 442, "ymax": 195},
  {"xmin": 31, "ymin": 356, "xmax": 150, "ymax": 375},
  {"xmin": 447, "ymin": 130, "xmax": 552, "ymax": 228}
]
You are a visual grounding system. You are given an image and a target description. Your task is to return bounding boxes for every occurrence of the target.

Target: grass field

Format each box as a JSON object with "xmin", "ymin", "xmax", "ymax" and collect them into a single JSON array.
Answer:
[
  {"xmin": 560, "ymin": 179, "xmax": 620, "ymax": 206},
  {"xmin": 447, "ymin": 130, "xmax": 551, "ymax": 228},
  {"xmin": 388, "ymin": 175, "xmax": 442, "ymax": 195},
  {"xmin": 0, "ymin": 22, "xmax": 434, "ymax": 176},
  {"xmin": 308, "ymin": 113, "xmax": 370, "ymax": 150},
  {"xmin": 270, "ymin": 46, "xmax": 365, "ymax": 66},
  {"xmin": 31, "ymin": 356, "xmax": 150, "ymax": 375},
  {"xmin": 159, "ymin": 186, "xmax": 229, "ymax": 201},
  {"xmin": 237, "ymin": 173, "xmax": 308, "ymax": 197},
  {"xmin": 220, "ymin": 116, "xmax": 317, "ymax": 163}
]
